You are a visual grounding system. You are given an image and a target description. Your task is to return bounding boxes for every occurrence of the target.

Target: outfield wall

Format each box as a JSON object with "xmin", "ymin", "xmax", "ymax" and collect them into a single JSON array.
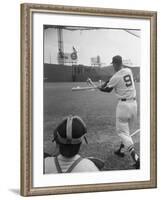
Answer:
[
  {"xmin": 44, "ymin": 63, "xmax": 140, "ymax": 82},
  {"xmin": 44, "ymin": 64, "xmax": 73, "ymax": 82}
]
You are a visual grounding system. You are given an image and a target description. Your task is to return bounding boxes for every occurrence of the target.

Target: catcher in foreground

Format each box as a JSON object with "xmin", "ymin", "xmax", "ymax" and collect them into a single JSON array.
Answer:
[{"xmin": 44, "ymin": 115, "xmax": 103, "ymax": 173}]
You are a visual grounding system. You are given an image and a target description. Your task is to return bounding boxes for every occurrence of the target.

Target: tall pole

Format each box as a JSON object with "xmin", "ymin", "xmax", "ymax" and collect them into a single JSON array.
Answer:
[{"xmin": 57, "ymin": 27, "xmax": 64, "ymax": 65}]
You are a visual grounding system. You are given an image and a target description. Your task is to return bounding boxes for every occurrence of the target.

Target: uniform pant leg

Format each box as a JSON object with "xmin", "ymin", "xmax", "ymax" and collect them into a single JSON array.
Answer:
[
  {"xmin": 128, "ymin": 101, "xmax": 137, "ymax": 133},
  {"xmin": 116, "ymin": 101, "xmax": 134, "ymax": 150}
]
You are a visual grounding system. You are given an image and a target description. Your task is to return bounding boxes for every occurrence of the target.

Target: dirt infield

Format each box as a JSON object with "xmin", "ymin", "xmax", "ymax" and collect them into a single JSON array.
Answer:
[{"xmin": 44, "ymin": 82, "xmax": 140, "ymax": 170}]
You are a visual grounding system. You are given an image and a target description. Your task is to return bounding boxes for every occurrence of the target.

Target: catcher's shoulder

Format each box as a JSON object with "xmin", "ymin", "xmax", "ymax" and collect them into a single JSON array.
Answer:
[{"xmin": 74, "ymin": 157, "xmax": 99, "ymax": 172}]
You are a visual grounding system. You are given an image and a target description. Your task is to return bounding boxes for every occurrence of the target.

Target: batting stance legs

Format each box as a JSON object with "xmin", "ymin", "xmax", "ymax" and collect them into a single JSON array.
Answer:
[
  {"xmin": 115, "ymin": 100, "xmax": 140, "ymax": 168},
  {"xmin": 98, "ymin": 55, "xmax": 140, "ymax": 169}
]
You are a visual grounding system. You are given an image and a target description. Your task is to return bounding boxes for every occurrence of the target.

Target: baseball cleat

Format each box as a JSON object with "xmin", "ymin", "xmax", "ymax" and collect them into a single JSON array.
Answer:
[
  {"xmin": 133, "ymin": 159, "xmax": 140, "ymax": 169},
  {"xmin": 114, "ymin": 149, "xmax": 125, "ymax": 157}
]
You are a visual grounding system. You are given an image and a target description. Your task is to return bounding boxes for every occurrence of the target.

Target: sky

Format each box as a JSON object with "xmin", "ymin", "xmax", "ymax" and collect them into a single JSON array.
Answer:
[{"xmin": 44, "ymin": 26, "xmax": 141, "ymax": 66}]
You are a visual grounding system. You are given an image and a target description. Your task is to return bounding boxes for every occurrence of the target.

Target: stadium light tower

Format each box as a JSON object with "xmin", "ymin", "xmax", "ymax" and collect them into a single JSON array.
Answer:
[{"xmin": 57, "ymin": 27, "xmax": 64, "ymax": 65}]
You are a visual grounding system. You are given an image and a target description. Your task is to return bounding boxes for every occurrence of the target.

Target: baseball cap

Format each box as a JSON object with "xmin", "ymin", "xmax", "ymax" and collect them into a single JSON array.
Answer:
[
  {"xmin": 53, "ymin": 115, "xmax": 87, "ymax": 144},
  {"xmin": 111, "ymin": 55, "xmax": 122, "ymax": 65}
]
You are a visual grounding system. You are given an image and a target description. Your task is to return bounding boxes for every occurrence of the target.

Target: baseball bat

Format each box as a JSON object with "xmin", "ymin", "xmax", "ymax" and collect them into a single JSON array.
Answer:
[
  {"xmin": 72, "ymin": 86, "xmax": 98, "ymax": 91},
  {"xmin": 131, "ymin": 129, "xmax": 140, "ymax": 137}
]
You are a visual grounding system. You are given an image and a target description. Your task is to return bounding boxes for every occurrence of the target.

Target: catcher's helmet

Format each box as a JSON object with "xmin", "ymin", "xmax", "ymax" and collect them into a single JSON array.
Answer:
[{"xmin": 52, "ymin": 115, "xmax": 88, "ymax": 144}]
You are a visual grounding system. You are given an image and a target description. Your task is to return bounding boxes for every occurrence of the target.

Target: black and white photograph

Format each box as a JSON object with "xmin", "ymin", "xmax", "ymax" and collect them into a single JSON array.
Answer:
[
  {"xmin": 20, "ymin": 3, "xmax": 157, "ymax": 196},
  {"xmin": 43, "ymin": 25, "xmax": 141, "ymax": 174}
]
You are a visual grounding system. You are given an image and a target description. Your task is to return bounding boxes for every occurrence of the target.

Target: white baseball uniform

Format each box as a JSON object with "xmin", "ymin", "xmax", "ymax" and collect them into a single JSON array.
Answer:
[
  {"xmin": 107, "ymin": 67, "xmax": 137, "ymax": 150},
  {"xmin": 45, "ymin": 154, "xmax": 99, "ymax": 174}
]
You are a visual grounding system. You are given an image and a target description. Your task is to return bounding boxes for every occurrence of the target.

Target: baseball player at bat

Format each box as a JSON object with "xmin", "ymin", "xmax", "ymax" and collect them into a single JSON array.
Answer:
[{"xmin": 98, "ymin": 55, "xmax": 140, "ymax": 169}]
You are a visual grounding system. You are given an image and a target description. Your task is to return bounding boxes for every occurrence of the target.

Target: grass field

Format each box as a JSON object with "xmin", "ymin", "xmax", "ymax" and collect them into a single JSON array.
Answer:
[{"xmin": 44, "ymin": 82, "xmax": 140, "ymax": 171}]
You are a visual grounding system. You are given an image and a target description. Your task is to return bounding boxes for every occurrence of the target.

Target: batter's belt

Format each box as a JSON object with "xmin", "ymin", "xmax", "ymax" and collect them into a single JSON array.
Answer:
[{"xmin": 119, "ymin": 97, "xmax": 136, "ymax": 101}]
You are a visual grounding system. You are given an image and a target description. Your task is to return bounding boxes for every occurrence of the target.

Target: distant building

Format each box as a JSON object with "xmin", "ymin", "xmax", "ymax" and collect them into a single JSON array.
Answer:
[
  {"xmin": 91, "ymin": 56, "xmax": 101, "ymax": 67},
  {"xmin": 123, "ymin": 59, "xmax": 133, "ymax": 67}
]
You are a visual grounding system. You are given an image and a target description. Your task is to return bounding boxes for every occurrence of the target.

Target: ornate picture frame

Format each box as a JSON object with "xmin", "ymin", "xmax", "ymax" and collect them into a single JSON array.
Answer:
[{"xmin": 21, "ymin": 3, "xmax": 157, "ymax": 196}]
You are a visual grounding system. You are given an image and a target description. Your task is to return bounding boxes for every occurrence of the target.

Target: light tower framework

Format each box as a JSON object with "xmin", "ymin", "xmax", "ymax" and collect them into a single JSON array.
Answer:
[
  {"xmin": 44, "ymin": 25, "xmax": 140, "ymax": 65},
  {"xmin": 57, "ymin": 27, "xmax": 64, "ymax": 64}
]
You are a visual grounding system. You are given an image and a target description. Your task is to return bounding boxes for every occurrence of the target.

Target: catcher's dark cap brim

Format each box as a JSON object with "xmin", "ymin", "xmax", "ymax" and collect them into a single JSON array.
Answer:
[{"xmin": 52, "ymin": 131, "xmax": 88, "ymax": 144}]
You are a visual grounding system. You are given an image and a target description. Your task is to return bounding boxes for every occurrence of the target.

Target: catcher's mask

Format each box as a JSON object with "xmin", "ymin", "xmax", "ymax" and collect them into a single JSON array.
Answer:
[{"xmin": 52, "ymin": 115, "xmax": 88, "ymax": 144}]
